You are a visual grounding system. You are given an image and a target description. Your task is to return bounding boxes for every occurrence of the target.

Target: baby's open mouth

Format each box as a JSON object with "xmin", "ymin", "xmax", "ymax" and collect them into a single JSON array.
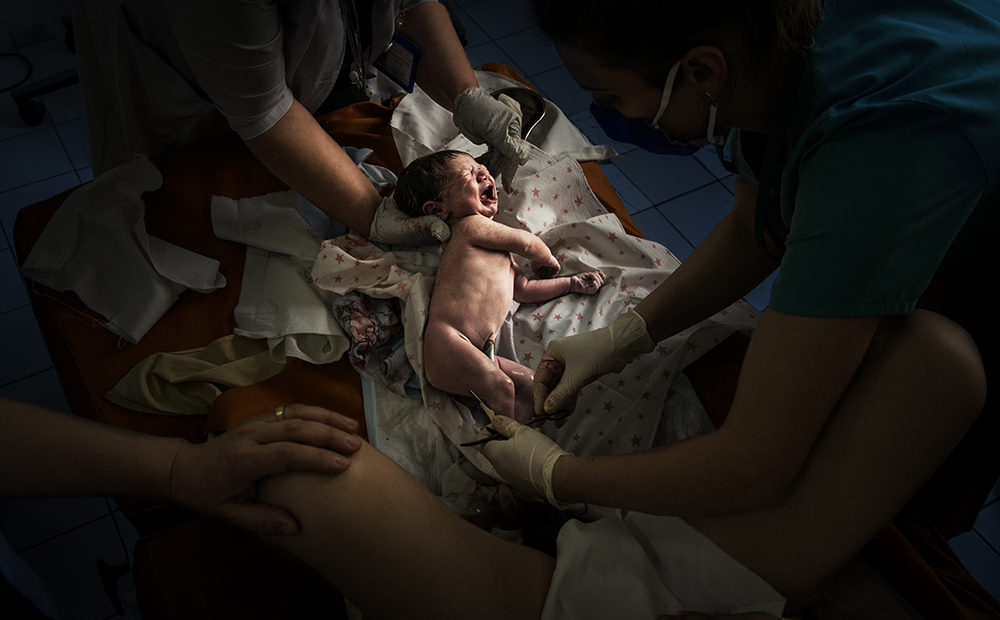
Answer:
[{"xmin": 480, "ymin": 182, "xmax": 497, "ymax": 204}]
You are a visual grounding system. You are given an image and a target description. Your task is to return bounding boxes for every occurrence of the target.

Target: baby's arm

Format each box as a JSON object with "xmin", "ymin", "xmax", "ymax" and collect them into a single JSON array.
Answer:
[
  {"xmin": 513, "ymin": 268, "xmax": 606, "ymax": 304},
  {"xmin": 460, "ymin": 216, "xmax": 560, "ymax": 278}
]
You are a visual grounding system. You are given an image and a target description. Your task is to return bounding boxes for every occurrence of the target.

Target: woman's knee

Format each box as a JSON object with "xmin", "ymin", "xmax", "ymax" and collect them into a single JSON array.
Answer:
[{"xmin": 875, "ymin": 309, "xmax": 986, "ymax": 415}]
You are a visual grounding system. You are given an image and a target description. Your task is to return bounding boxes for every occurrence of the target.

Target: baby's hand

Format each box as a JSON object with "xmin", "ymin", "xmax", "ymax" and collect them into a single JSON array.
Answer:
[
  {"xmin": 531, "ymin": 252, "xmax": 560, "ymax": 279},
  {"xmin": 568, "ymin": 270, "xmax": 605, "ymax": 295}
]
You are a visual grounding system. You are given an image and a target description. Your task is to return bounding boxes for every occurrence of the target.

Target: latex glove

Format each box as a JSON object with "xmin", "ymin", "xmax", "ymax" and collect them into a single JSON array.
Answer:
[
  {"xmin": 534, "ymin": 308, "xmax": 655, "ymax": 416},
  {"xmin": 168, "ymin": 404, "xmax": 362, "ymax": 535},
  {"xmin": 480, "ymin": 415, "xmax": 572, "ymax": 509},
  {"xmin": 453, "ymin": 88, "xmax": 530, "ymax": 192},
  {"xmin": 369, "ymin": 196, "xmax": 451, "ymax": 245}
]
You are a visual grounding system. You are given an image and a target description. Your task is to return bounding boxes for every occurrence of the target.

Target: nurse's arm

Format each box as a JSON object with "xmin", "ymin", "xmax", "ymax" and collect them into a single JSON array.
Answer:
[
  {"xmin": 635, "ymin": 178, "xmax": 779, "ymax": 341},
  {"xmin": 550, "ymin": 310, "xmax": 881, "ymax": 515},
  {"xmin": 399, "ymin": 2, "xmax": 478, "ymax": 110},
  {"xmin": 245, "ymin": 99, "xmax": 381, "ymax": 236}
]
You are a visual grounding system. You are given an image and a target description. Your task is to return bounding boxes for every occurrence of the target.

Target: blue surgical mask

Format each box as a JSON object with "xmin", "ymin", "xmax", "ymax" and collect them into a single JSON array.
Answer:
[{"xmin": 590, "ymin": 62, "xmax": 723, "ymax": 156}]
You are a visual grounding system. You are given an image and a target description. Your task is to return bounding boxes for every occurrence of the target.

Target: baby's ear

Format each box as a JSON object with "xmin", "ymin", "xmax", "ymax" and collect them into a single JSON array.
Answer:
[{"xmin": 422, "ymin": 200, "xmax": 447, "ymax": 220}]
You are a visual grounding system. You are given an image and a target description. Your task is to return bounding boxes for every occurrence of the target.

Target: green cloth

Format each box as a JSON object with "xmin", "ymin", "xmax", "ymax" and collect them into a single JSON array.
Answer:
[
  {"xmin": 726, "ymin": 0, "xmax": 1000, "ymax": 317},
  {"xmin": 106, "ymin": 334, "xmax": 286, "ymax": 415}
]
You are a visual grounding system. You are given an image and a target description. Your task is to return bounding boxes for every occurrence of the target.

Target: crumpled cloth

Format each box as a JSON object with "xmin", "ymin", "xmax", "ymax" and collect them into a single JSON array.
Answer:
[
  {"xmin": 21, "ymin": 156, "xmax": 226, "ymax": 343},
  {"xmin": 105, "ymin": 334, "xmax": 285, "ymax": 415},
  {"xmin": 209, "ymin": 147, "xmax": 395, "ymax": 364},
  {"xmin": 333, "ymin": 292, "xmax": 414, "ymax": 391},
  {"xmin": 541, "ymin": 513, "xmax": 786, "ymax": 619}
]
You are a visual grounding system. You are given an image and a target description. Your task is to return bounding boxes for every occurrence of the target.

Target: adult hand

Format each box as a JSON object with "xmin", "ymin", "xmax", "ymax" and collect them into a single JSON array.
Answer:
[
  {"xmin": 534, "ymin": 309, "xmax": 655, "ymax": 416},
  {"xmin": 453, "ymin": 88, "xmax": 531, "ymax": 193},
  {"xmin": 479, "ymin": 415, "xmax": 571, "ymax": 508},
  {"xmin": 370, "ymin": 196, "xmax": 451, "ymax": 245},
  {"xmin": 168, "ymin": 404, "xmax": 362, "ymax": 535}
]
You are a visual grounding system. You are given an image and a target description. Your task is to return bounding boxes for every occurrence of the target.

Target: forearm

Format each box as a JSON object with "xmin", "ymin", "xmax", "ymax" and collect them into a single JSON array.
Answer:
[
  {"xmin": 0, "ymin": 397, "xmax": 186, "ymax": 499},
  {"xmin": 246, "ymin": 99, "xmax": 380, "ymax": 235},
  {"xmin": 637, "ymin": 211, "xmax": 777, "ymax": 343},
  {"xmin": 400, "ymin": 2, "xmax": 478, "ymax": 111},
  {"xmin": 551, "ymin": 429, "xmax": 779, "ymax": 516},
  {"xmin": 514, "ymin": 276, "xmax": 572, "ymax": 304}
]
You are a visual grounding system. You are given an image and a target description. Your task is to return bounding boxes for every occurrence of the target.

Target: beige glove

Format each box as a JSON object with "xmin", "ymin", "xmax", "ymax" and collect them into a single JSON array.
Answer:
[
  {"xmin": 534, "ymin": 309, "xmax": 655, "ymax": 416},
  {"xmin": 480, "ymin": 415, "xmax": 572, "ymax": 509},
  {"xmin": 453, "ymin": 87, "xmax": 531, "ymax": 192},
  {"xmin": 369, "ymin": 196, "xmax": 450, "ymax": 245}
]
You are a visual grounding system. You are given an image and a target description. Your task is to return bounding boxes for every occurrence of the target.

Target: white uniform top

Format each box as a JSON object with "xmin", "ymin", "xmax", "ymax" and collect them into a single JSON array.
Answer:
[{"xmin": 74, "ymin": 0, "xmax": 432, "ymax": 173}]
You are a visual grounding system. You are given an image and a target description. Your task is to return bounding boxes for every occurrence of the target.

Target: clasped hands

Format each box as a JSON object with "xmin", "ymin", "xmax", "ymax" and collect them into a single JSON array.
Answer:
[{"xmin": 167, "ymin": 404, "xmax": 362, "ymax": 535}]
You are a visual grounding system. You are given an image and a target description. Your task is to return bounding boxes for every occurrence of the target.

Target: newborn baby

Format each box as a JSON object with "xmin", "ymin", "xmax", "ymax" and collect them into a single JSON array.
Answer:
[{"xmin": 395, "ymin": 150, "xmax": 605, "ymax": 421}]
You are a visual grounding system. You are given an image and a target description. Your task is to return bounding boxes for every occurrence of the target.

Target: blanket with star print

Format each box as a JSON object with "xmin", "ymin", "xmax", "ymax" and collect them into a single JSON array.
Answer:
[{"xmin": 309, "ymin": 146, "xmax": 759, "ymax": 495}]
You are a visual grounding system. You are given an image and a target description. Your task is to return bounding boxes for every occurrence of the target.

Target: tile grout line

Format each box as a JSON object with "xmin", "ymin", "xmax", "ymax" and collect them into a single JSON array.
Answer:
[
  {"xmin": 0, "ymin": 365, "xmax": 54, "ymax": 390},
  {"xmin": 0, "ymin": 167, "xmax": 78, "ymax": 198},
  {"xmin": 972, "ymin": 528, "xmax": 1000, "ymax": 557},
  {"xmin": 14, "ymin": 509, "xmax": 114, "ymax": 555}
]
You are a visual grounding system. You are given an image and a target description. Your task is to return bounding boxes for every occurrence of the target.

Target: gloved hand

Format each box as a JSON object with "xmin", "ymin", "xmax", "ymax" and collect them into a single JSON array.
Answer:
[
  {"xmin": 369, "ymin": 196, "xmax": 450, "ymax": 246},
  {"xmin": 453, "ymin": 87, "xmax": 531, "ymax": 193},
  {"xmin": 534, "ymin": 308, "xmax": 655, "ymax": 416},
  {"xmin": 480, "ymin": 415, "xmax": 572, "ymax": 509}
]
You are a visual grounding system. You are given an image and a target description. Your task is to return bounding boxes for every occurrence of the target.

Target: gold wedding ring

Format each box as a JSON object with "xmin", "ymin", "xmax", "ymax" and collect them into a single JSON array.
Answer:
[{"xmin": 273, "ymin": 405, "xmax": 285, "ymax": 421}]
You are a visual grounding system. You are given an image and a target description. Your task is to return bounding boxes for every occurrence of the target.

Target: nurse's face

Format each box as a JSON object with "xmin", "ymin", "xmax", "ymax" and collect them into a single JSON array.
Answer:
[{"xmin": 557, "ymin": 43, "xmax": 706, "ymax": 143}]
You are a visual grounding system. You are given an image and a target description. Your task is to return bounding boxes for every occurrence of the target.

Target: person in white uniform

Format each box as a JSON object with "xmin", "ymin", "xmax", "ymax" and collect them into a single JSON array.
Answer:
[{"xmin": 71, "ymin": 0, "xmax": 528, "ymax": 245}]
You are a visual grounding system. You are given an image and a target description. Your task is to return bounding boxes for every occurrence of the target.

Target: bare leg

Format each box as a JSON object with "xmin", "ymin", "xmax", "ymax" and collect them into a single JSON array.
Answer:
[
  {"xmin": 259, "ymin": 442, "xmax": 555, "ymax": 620},
  {"xmin": 687, "ymin": 310, "xmax": 987, "ymax": 611},
  {"xmin": 497, "ymin": 356, "xmax": 535, "ymax": 421},
  {"xmin": 424, "ymin": 321, "xmax": 519, "ymax": 418}
]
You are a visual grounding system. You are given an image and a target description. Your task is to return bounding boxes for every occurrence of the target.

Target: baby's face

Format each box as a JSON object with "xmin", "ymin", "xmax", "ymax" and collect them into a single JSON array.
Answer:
[{"xmin": 440, "ymin": 154, "xmax": 499, "ymax": 219}]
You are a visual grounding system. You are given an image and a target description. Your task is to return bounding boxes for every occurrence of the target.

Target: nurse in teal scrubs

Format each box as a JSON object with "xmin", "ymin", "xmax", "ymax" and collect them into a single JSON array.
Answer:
[{"xmin": 480, "ymin": 0, "xmax": 1000, "ymax": 609}]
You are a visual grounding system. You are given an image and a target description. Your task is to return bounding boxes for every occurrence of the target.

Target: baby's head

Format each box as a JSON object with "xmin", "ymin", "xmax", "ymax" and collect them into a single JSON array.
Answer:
[{"xmin": 394, "ymin": 150, "xmax": 498, "ymax": 223}]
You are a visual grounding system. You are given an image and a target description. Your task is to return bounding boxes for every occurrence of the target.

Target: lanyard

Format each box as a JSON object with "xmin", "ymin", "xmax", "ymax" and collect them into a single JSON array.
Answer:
[{"xmin": 340, "ymin": 0, "xmax": 371, "ymax": 92}]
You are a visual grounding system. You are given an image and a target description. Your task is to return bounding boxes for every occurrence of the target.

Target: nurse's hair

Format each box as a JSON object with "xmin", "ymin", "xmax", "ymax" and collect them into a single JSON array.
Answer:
[
  {"xmin": 393, "ymin": 150, "xmax": 467, "ymax": 218},
  {"xmin": 533, "ymin": 0, "xmax": 820, "ymax": 87}
]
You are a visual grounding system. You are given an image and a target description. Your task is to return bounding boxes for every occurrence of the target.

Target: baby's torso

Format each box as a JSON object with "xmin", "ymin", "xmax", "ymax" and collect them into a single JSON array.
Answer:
[{"xmin": 428, "ymin": 224, "xmax": 517, "ymax": 347}]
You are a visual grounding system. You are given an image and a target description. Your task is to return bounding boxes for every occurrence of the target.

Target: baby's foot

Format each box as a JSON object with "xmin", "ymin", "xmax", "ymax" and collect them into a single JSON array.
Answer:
[{"xmin": 568, "ymin": 270, "xmax": 606, "ymax": 295}]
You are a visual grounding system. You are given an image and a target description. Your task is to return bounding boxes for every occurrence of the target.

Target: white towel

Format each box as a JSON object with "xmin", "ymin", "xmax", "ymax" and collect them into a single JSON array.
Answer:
[
  {"xmin": 21, "ymin": 156, "xmax": 225, "ymax": 343},
  {"xmin": 210, "ymin": 192, "xmax": 349, "ymax": 365}
]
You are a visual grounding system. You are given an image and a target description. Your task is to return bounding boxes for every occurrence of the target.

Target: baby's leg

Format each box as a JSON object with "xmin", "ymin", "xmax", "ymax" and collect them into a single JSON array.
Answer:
[
  {"xmin": 496, "ymin": 356, "xmax": 535, "ymax": 422},
  {"xmin": 424, "ymin": 321, "xmax": 519, "ymax": 418}
]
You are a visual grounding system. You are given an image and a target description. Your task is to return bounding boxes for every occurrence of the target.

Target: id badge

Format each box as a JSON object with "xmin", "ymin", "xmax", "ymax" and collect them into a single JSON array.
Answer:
[{"xmin": 374, "ymin": 32, "xmax": 420, "ymax": 92}]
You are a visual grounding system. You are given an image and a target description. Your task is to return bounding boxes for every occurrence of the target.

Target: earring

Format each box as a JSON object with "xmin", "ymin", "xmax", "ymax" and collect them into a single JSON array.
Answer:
[{"xmin": 703, "ymin": 91, "xmax": 718, "ymax": 106}]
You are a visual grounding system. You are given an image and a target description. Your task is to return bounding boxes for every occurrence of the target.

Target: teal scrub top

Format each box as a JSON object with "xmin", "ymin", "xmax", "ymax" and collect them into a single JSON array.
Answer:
[{"xmin": 728, "ymin": 0, "xmax": 1000, "ymax": 317}]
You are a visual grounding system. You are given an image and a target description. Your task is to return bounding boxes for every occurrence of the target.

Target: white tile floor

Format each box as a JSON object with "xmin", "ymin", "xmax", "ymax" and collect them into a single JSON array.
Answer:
[{"xmin": 0, "ymin": 0, "xmax": 997, "ymax": 617}]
